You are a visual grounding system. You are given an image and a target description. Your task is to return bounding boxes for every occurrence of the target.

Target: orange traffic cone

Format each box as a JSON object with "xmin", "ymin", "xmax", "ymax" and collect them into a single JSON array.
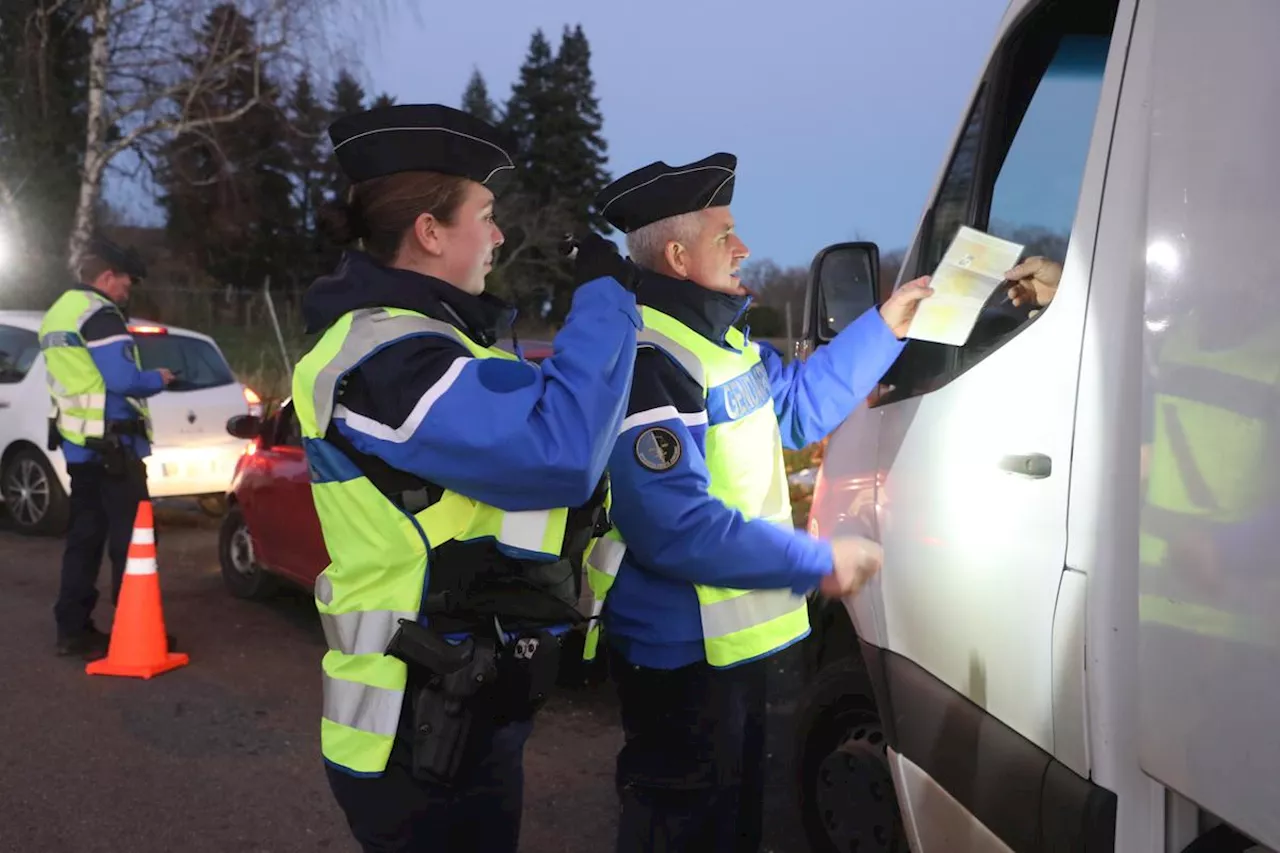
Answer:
[{"xmin": 86, "ymin": 500, "xmax": 189, "ymax": 679}]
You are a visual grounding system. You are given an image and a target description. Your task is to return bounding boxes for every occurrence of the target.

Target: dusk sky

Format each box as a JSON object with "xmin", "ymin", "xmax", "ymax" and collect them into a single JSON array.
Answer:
[
  {"xmin": 110, "ymin": 1, "xmax": 1015, "ymax": 270},
  {"xmin": 352, "ymin": 0, "xmax": 1012, "ymax": 268}
]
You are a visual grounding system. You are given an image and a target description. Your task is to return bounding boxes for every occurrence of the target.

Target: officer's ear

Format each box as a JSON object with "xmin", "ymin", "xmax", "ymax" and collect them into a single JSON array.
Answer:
[
  {"xmin": 410, "ymin": 212, "xmax": 445, "ymax": 258},
  {"xmin": 664, "ymin": 240, "xmax": 689, "ymax": 278}
]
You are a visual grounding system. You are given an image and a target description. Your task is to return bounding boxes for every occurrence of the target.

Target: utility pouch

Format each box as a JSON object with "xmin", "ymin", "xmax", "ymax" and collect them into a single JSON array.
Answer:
[{"xmin": 491, "ymin": 629, "xmax": 562, "ymax": 724}]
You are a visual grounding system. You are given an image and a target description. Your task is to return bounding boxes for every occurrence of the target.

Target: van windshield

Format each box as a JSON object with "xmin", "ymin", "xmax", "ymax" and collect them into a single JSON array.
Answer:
[{"xmin": 134, "ymin": 333, "xmax": 235, "ymax": 391}]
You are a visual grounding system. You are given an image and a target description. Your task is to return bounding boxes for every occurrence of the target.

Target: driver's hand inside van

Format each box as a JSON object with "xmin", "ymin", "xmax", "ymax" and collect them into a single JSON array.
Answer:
[{"xmin": 1004, "ymin": 256, "xmax": 1063, "ymax": 314}]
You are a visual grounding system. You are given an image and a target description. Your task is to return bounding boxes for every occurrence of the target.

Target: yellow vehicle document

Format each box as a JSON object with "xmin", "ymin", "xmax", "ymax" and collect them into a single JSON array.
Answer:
[{"xmin": 905, "ymin": 226, "xmax": 1025, "ymax": 346}]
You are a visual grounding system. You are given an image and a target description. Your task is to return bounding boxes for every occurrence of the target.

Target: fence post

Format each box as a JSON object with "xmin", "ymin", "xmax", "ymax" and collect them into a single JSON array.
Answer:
[
  {"xmin": 262, "ymin": 276, "xmax": 292, "ymax": 382},
  {"xmin": 785, "ymin": 301, "xmax": 794, "ymax": 360}
]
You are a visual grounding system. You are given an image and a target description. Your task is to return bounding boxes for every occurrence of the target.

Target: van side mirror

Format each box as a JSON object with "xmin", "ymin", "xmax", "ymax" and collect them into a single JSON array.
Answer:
[
  {"xmin": 803, "ymin": 242, "xmax": 881, "ymax": 346},
  {"xmin": 226, "ymin": 414, "xmax": 262, "ymax": 440}
]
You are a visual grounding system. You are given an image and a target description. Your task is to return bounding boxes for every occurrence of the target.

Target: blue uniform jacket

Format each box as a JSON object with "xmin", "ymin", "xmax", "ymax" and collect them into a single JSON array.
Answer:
[
  {"xmin": 300, "ymin": 252, "xmax": 641, "ymax": 637},
  {"xmin": 603, "ymin": 271, "xmax": 905, "ymax": 669},
  {"xmin": 61, "ymin": 286, "xmax": 166, "ymax": 465}
]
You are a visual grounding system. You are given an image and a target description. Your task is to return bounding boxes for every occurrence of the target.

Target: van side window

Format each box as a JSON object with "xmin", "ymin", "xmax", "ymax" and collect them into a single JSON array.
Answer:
[{"xmin": 877, "ymin": 0, "xmax": 1118, "ymax": 404}]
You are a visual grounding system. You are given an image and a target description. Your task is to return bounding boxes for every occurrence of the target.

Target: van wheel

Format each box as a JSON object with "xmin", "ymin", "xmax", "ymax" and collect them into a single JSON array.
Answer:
[
  {"xmin": 1181, "ymin": 825, "xmax": 1263, "ymax": 853},
  {"xmin": 2, "ymin": 446, "xmax": 69, "ymax": 536},
  {"xmin": 218, "ymin": 505, "xmax": 277, "ymax": 600},
  {"xmin": 794, "ymin": 656, "xmax": 909, "ymax": 853}
]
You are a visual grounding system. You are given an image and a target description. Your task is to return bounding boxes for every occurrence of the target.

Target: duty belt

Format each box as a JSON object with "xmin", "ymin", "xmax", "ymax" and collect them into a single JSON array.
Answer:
[{"xmin": 105, "ymin": 419, "xmax": 147, "ymax": 437}]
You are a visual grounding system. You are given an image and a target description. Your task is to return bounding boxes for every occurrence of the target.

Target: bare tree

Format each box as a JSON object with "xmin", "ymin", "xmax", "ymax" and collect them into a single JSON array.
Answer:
[
  {"xmin": 66, "ymin": 0, "xmax": 346, "ymax": 269},
  {"xmin": 879, "ymin": 248, "xmax": 905, "ymax": 301},
  {"xmin": 490, "ymin": 191, "xmax": 575, "ymax": 280},
  {"xmin": 742, "ymin": 258, "xmax": 808, "ymax": 313}
]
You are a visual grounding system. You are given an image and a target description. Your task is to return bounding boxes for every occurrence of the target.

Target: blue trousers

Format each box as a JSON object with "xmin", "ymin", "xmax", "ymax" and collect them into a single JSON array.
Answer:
[
  {"xmin": 54, "ymin": 458, "xmax": 149, "ymax": 639},
  {"xmin": 610, "ymin": 648, "xmax": 768, "ymax": 853},
  {"xmin": 326, "ymin": 711, "xmax": 534, "ymax": 853}
]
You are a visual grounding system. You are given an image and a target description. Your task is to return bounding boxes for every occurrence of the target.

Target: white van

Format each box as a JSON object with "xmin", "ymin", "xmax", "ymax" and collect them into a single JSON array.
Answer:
[
  {"xmin": 792, "ymin": 0, "xmax": 1280, "ymax": 852},
  {"xmin": 0, "ymin": 311, "xmax": 262, "ymax": 534}
]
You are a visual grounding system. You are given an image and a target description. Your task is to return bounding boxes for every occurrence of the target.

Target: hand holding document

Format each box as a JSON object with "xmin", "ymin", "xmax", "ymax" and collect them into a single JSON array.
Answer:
[{"xmin": 904, "ymin": 226, "xmax": 1025, "ymax": 346}]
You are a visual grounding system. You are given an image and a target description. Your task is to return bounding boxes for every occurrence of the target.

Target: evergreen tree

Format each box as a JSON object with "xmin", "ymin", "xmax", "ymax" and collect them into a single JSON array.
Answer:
[
  {"xmin": 500, "ymin": 26, "xmax": 612, "ymax": 320},
  {"xmin": 503, "ymin": 26, "xmax": 609, "ymax": 228},
  {"xmin": 460, "ymin": 68, "xmax": 498, "ymax": 125},
  {"xmin": 322, "ymin": 68, "xmax": 365, "ymax": 205},
  {"xmin": 501, "ymin": 30, "xmax": 558, "ymax": 202},
  {"xmin": 158, "ymin": 3, "xmax": 294, "ymax": 290},
  {"xmin": 494, "ymin": 31, "xmax": 561, "ymax": 316},
  {"xmin": 286, "ymin": 74, "xmax": 326, "ymax": 225},
  {"xmin": 330, "ymin": 69, "xmax": 366, "ymax": 118},
  {"xmin": 550, "ymin": 25, "xmax": 611, "ymax": 233},
  {"xmin": 283, "ymin": 71, "xmax": 329, "ymax": 282}
]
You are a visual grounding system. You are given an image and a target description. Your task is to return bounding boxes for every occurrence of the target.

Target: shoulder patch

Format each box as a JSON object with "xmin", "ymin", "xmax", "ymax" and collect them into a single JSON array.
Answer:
[{"xmin": 634, "ymin": 425, "xmax": 682, "ymax": 472}]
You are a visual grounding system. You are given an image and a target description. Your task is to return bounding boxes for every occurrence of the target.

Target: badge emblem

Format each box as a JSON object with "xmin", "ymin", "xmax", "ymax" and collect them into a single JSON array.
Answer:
[{"xmin": 634, "ymin": 426, "xmax": 682, "ymax": 472}]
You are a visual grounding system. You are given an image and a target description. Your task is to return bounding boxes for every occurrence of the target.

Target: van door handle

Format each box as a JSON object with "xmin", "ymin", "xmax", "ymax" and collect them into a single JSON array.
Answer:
[
  {"xmin": 1000, "ymin": 453, "xmax": 1052, "ymax": 478},
  {"xmin": 0, "ymin": 401, "xmax": 10, "ymax": 409}
]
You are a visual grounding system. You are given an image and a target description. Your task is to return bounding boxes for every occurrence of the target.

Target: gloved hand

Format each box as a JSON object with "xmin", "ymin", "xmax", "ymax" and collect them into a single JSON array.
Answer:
[{"xmin": 566, "ymin": 232, "xmax": 640, "ymax": 292}]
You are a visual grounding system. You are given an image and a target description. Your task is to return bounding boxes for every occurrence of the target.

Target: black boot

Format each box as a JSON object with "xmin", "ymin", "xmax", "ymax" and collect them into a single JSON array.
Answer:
[{"xmin": 56, "ymin": 628, "xmax": 109, "ymax": 661}]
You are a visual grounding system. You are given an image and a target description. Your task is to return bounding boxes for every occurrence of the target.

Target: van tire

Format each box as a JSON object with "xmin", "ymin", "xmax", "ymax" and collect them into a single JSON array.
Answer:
[
  {"xmin": 794, "ymin": 655, "xmax": 909, "ymax": 853},
  {"xmin": 218, "ymin": 505, "xmax": 277, "ymax": 600}
]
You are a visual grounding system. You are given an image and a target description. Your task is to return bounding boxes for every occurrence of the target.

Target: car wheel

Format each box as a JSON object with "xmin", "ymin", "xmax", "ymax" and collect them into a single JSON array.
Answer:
[
  {"xmin": 794, "ymin": 655, "xmax": 909, "ymax": 853},
  {"xmin": 2, "ymin": 446, "xmax": 69, "ymax": 536},
  {"xmin": 218, "ymin": 505, "xmax": 277, "ymax": 600}
]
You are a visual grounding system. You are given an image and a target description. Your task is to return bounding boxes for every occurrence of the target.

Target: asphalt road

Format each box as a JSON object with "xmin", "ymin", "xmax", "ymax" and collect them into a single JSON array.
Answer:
[{"xmin": 0, "ymin": 505, "xmax": 811, "ymax": 853}]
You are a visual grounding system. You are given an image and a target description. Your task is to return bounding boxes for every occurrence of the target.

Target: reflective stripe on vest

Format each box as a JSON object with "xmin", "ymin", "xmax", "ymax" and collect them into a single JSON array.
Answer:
[
  {"xmin": 1141, "ymin": 322, "xmax": 1280, "ymax": 568},
  {"xmin": 303, "ymin": 307, "xmax": 471, "ymax": 437},
  {"xmin": 586, "ymin": 306, "xmax": 808, "ymax": 668},
  {"xmin": 582, "ymin": 533, "xmax": 626, "ymax": 660},
  {"xmin": 293, "ymin": 306, "xmax": 580, "ymax": 775},
  {"xmin": 1138, "ymin": 321, "xmax": 1280, "ymax": 649},
  {"xmin": 39, "ymin": 289, "xmax": 151, "ymax": 445},
  {"xmin": 1139, "ymin": 594, "xmax": 1279, "ymax": 648}
]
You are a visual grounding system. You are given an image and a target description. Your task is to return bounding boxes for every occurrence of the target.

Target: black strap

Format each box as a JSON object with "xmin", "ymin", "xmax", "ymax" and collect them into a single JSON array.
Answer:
[
  {"xmin": 322, "ymin": 421, "xmax": 445, "ymax": 511},
  {"xmin": 319, "ymin": 413, "xmax": 608, "ymax": 633},
  {"xmin": 105, "ymin": 419, "xmax": 147, "ymax": 437}
]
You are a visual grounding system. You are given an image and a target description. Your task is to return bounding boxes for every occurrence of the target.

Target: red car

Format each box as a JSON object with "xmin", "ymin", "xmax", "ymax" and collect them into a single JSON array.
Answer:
[{"xmin": 218, "ymin": 341, "xmax": 554, "ymax": 598}]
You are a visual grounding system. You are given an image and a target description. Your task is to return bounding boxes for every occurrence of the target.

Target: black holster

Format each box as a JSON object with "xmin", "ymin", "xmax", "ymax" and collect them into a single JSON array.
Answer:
[
  {"xmin": 85, "ymin": 434, "xmax": 129, "ymax": 478},
  {"xmin": 384, "ymin": 619, "xmax": 497, "ymax": 786}
]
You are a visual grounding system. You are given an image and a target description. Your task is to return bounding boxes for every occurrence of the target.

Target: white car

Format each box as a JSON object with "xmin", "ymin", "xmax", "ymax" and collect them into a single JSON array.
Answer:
[{"xmin": 0, "ymin": 310, "xmax": 263, "ymax": 535}]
